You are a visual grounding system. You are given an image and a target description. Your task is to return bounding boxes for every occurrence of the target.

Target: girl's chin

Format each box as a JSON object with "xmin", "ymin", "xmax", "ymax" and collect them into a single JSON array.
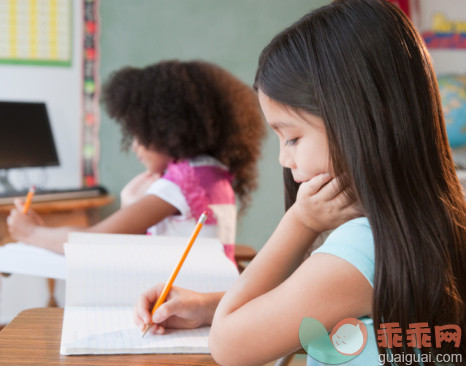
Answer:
[{"xmin": 292, "ymin": 175, "xmax": 309, "ymax": 184}]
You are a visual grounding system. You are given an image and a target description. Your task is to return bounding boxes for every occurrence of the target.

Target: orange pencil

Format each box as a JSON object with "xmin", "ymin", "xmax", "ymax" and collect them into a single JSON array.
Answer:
[
  {"xmin": 22, "ymin": 186, "xmax": 36, "ymax": 214},
  {"xmin": 142, "ymin": 211, "xmax": 208, "ymax": 337}
]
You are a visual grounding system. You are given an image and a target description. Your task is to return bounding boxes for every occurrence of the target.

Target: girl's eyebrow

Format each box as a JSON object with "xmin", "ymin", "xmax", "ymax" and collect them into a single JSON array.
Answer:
[{"xmin": 269, "ymin": 121, "xmax": 296, "ymax": 130}]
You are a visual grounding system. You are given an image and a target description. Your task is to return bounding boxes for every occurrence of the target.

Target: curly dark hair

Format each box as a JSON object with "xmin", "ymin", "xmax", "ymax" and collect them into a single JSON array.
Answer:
[{"xmin": 102, "ymin": 60, "xmax": 266, "ymax": 214}]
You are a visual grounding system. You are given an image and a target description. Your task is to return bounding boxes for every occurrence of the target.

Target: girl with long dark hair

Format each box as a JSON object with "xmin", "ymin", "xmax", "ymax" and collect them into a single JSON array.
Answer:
[{"xmin": 135, "ymin": 1, "xmax": 465, "ymax": 364}]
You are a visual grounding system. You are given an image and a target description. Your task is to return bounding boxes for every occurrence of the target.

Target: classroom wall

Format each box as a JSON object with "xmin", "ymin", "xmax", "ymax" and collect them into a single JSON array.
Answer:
[
  {"xmin": 0, "ymin": 0, "xmax": 82, "ymax": 190},
  {"xmin": 98, "ymin": 0, "xmax": 332, "ymax": 251}
]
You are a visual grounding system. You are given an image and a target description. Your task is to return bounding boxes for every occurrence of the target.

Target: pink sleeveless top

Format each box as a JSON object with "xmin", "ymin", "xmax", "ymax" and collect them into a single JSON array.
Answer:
[{"xmin": 146, "ymin": 156, "xmax": 236, "ymax": 263}]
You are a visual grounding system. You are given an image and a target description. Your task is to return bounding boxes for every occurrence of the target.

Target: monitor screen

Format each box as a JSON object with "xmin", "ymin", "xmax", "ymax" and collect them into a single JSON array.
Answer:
[{"xmin": 0, "ymin": 101, "xmax": 59, "ymax": 169}]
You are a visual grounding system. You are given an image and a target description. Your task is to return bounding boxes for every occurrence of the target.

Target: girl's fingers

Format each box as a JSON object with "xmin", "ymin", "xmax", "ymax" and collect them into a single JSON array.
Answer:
[
  {"xmin": 325, "ymin": 186, "xmax": 353, "ymax": 207},
  {"xmin": 135, "ymin": 298, "xmax": 152, "ymax": 325},
  {"xmin": 136, "ymin": 287, "xmax": 160, "ymax": 324},
  {"xmin": 317, "ymin": 177, "xmax": 342, "ymax": 201},
  {"xmin": 151, "ymin": 296, "xmax": 180, "ymax": 324},
  {"xmin": 134, "ymin": 311, "xmax": 144, "ymax": 327},
  {"xmin": 300, "ymin": 173, "xmax": 332, "ymax": 196},
  {"xmin": 13, "ymin": 199, "xmax": 24, "ymax": 211},
  {"xmin": 134, "ymin": 284, "xmax": 166, "ymax": 327},
  {"xmin": 313, "ymin": 175, "xmax": 353, "ymax": 202},
  {"xmin": 151, "ymin": 324, "xmax": 165, "ymax": 335},
  {"xmin": 142, "ymin": 285, "xmax": 162, "ymax": 304}
]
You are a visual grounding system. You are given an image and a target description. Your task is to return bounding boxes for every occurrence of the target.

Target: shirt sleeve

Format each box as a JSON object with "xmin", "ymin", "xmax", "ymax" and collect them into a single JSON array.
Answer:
[
  {"xmin": 311, "ymin": 218, "xmax": 375, "ymax": 287},
  {"xmin": 146, "ymin": 178, "xmax": 191, "ymax": 219}
]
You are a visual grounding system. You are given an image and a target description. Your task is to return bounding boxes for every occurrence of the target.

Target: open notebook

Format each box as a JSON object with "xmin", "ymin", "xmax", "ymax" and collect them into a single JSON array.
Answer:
[{"xmin": 60, "ymin": 232, "xmax": 239, "ymax": 355}]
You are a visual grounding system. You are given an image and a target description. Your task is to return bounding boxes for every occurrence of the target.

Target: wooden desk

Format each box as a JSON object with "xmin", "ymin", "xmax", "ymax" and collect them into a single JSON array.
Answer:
[
  {"xmin": 0, "ymin": 308, "xmax": 218, "ymax": 365},
  {"xmin": 0, "ymin": 195, "xmax": 115, "ymax": 245},
  {"xmin": 234, "ymin": 244, "xmax": 257, "ymax": 273}
]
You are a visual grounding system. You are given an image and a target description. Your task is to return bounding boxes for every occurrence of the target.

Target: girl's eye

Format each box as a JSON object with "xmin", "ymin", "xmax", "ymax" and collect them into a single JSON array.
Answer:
[{"xmin": 285, "ymin": 138, "xmax": 299, "ymax": 146}]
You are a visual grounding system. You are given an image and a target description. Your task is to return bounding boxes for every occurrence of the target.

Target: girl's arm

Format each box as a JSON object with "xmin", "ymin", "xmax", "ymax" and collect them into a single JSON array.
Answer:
[
  {"xmin": 209, "ymin": 175, "xmax": 371, "ymax": 365},
  {"xmin": 7, "ymin": 194, "xmax": 178, "ymax": 254},
  {"xmin": 210, "ymin": 247, "xmax": 373, "ymax": 365}
]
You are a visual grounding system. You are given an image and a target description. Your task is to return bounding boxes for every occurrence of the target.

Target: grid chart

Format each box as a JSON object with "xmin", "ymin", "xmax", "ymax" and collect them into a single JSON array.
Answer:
[{"xmin": 0, "ymin": 0, "xmax": 71, "ymax": 65}]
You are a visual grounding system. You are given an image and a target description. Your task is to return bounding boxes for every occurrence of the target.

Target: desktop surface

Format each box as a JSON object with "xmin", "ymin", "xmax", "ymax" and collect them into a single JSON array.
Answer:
[
  {"xmin": 0, "ymin": 308, "xmax": 218, "ymax": 365},
  {"xmin": 0, "ymin": 186, "xmax": 108, "ymax": 205}
]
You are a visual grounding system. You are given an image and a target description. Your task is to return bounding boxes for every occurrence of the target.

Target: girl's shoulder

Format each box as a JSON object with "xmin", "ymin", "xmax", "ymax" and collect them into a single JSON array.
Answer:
[
  {"xmin": 311, "ymin": 217, "xmax": 375, "ymax": 287},
  {"xmin": 146, "ymin": 155, "xmax": 235, "ymax": 224},
  {"xmin": 186, "ymin": 155, "xmax": 229, "ymax": 170},
  {"xmin": 162, "ymin": 155, "xmax": 232, "ymax": 183}
]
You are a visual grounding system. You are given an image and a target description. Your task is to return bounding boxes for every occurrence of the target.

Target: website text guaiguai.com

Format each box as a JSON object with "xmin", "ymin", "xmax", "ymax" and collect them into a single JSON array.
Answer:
[{"xmin": 378, "ymin": 352, "xmax": 463, "ymax": 365}]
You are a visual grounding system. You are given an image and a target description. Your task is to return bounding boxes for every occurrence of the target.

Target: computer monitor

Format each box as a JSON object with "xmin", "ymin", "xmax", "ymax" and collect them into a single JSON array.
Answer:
[{"xmin": 0, "ymin": 101, "xmax": 60, "ymax": 170}]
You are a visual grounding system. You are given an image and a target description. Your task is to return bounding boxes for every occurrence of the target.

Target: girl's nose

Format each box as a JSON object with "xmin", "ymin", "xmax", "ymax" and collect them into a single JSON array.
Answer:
[{"xmin": 279, "ymin": 147, "xmax": 296, "ymax": 170}]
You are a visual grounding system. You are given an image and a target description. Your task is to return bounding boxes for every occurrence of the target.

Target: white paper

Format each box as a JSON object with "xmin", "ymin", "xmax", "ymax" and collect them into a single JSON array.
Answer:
[
  {"xmin": 64, "ymin": 240, "xmax": 237, "ymax": 307},
  {"xmin": 0, "ymin": 242, "xmax": 66, "ymax": 279},
  {"xmin": 60, "ymin": 306, "xmax": 210, "ymax": 355},
  {"xmin": 60, "ymin": 234, "xmax": 239, "ymax": 355},
  {"xmin": 67, "ymin": 232, "xmax": 223, "ymax": 248}
]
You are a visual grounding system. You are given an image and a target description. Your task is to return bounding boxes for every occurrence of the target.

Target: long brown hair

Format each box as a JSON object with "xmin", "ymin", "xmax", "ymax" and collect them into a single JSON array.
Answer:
[{"xmin": 255, "ymin": 0, "xmax": 466, "ymax": 364}]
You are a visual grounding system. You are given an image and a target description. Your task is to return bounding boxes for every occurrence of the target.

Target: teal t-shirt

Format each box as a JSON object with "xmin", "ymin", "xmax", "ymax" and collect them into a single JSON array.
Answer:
[{"xmin": 306, "ymin": 217, "xmax": 380, "ymax": 366}]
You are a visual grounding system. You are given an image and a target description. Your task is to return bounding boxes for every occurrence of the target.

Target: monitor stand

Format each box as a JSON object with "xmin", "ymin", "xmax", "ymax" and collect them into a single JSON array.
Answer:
[{"xmin": 0, "ymin": 170, "xmax": 17, "ymax": 193}]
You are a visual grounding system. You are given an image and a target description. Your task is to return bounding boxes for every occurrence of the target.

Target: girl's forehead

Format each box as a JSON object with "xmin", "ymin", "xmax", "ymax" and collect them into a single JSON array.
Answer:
[
  {"xmin": 259, "ymin": 92, "xmax": 324, "ymax": 131},
  {"xmin": 258, "ymin": 91, "xmax": 298, "ymax": 119}
]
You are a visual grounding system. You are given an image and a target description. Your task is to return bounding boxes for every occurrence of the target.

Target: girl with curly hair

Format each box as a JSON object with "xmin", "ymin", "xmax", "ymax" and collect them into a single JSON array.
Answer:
[{"xmin": 8, "ymin": 60, "xmax": 266, "ymax": 262}]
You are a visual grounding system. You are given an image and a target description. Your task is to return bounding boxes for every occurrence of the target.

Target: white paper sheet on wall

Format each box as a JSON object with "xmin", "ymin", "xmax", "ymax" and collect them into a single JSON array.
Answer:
[{"xmin": 60, "ymin": 233, "xmax": 239, "ymax": 355}]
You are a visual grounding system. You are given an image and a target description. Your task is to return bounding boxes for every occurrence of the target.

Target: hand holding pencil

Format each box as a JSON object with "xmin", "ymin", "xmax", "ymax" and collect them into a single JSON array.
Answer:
[
  {"xmin": 22, "ymin": 185, "xmax": 36, "ymax": 214},
  {"xmin": 7, "ymin": 186, "xmax": 45, "ymax": 243},
  {"xmin": 141, "ymin": 211, "xmax": 208, "ymax": 337},
  {"xmin": 134, "ymin": 284, "xmax": 219, "ymax": 335}
]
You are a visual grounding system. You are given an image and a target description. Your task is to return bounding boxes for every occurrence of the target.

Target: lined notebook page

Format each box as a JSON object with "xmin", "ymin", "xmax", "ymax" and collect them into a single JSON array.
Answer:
[
  {"xmin": 64, "ymin": 240, "xmax": 238, "ymax": 306},
  {"xmin": 68, "ymin": 232, "xmax": 224, "ymax": 248},
  {"xmin": 60, "ymin": 235, "xmax": 239, "ymax": 355},
  {"xmin": 60, "ymin": 306, "xmax": 210, "ymax": 355}
]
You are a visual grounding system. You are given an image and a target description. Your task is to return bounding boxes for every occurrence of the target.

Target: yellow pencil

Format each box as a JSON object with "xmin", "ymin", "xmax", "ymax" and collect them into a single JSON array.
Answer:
[
  {"xmin": 22, "ymin": 186, "xmax": 36, "ymax": 214},
  {"xmin": 142, "ymin": 211, "xmax": 208, "ymax": 337}
]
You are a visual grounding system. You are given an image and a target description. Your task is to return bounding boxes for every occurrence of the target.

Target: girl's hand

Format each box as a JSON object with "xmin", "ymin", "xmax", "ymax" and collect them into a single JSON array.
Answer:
[
  {"xmin": 6, "ymin": 199, "xmax": 45, "ymax": 243},
  {"xmin": 134, "ymin": 284, "xmax": 216, "ymax": 335},
  {"xmin": 289, "ymin": 173, "xmax": 362, "ymax": 234},
  {"xmin": 120, "ymin": 171, "xmax": 161, "ymax": 207}
]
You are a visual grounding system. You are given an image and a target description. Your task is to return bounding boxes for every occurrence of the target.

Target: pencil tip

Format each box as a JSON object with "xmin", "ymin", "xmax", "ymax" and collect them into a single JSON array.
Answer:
[{"xmin": 142, "ymin": 324, "xmax": 151, "ymax": 338}]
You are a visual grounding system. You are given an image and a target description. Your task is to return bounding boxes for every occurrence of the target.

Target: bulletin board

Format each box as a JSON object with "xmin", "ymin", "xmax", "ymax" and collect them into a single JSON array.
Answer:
[{"xmin": 0, "ymin": 0, "xmax": 72, "ymax": 66}]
